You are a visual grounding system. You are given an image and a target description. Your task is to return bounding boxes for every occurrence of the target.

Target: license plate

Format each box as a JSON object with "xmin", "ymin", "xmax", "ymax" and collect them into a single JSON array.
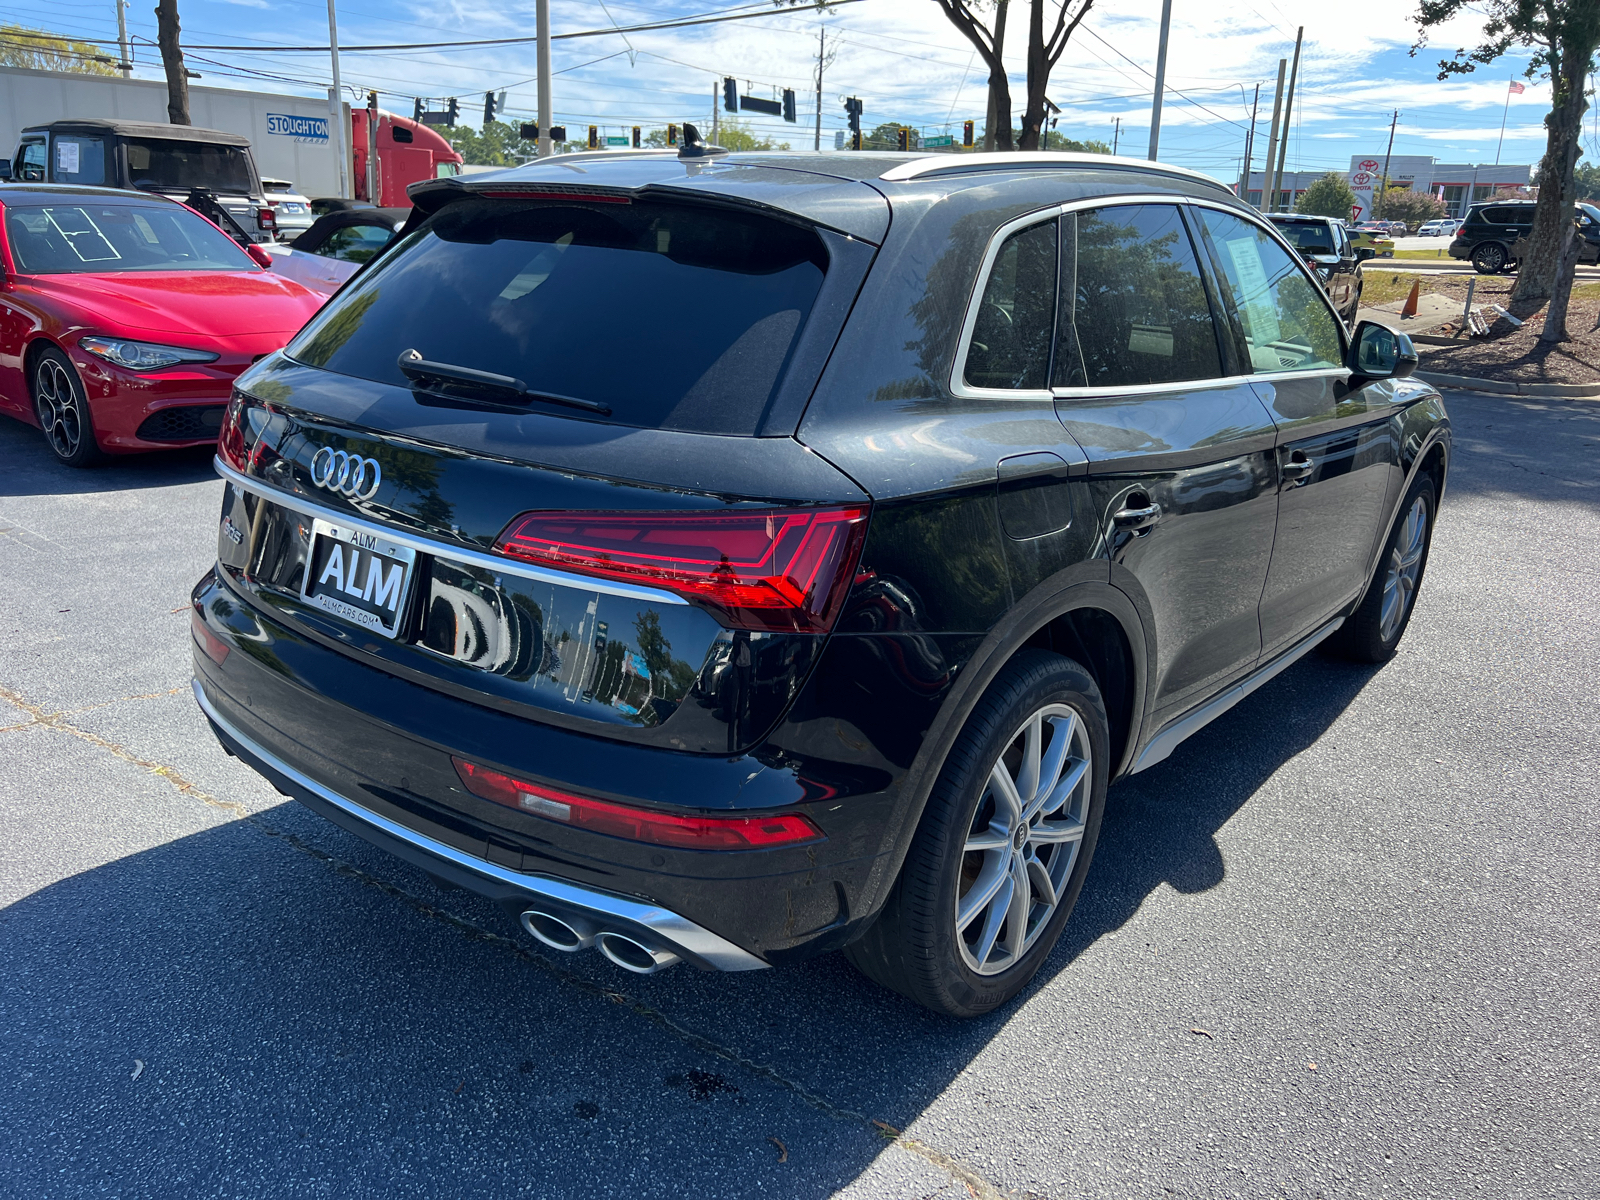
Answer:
[{"xmin": 300, "ymin": 519, "xmax": 416, "ymax": 638}]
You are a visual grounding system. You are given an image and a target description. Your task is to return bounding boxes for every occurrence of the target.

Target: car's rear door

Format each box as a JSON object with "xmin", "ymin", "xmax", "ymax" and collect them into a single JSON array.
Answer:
[
  {"xmin": 1050, "ymin": 201, "xmax": 1280, "ymax": 724},
  {"xmin": 1191, "ymin": 206, "xmax": 1401, "ymax": 658}
]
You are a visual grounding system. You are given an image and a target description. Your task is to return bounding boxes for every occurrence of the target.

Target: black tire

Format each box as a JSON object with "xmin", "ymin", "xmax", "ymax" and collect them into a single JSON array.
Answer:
[
  {"xmin": 1472, "ymin": 242, "xmax": 1507, "ymax": 275},
  {"xmin": 845, "ymin": 650, "xmax": 1110, "ymax": 1017},
  {"xmin": 1329, "ymin": 475, "xmax": 1437, "ymax": 664},
  {"xmin": 30, "ymin": 345, "xmax": 105, "ymax": 467}
]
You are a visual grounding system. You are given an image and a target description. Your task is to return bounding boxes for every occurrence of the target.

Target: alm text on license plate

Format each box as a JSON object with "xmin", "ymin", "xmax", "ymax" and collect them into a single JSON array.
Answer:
[{"xmin": 300, "ymin": 519, "xmax": 416, "ymax": 637}]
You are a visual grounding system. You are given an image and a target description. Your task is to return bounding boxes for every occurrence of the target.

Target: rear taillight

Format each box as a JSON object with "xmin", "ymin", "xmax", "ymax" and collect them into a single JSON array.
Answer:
[
  {"xmin": 217, "ymin": 399, "xmax": 248, "ymax": 470},
  {"xmin": 494, "ymin": 507, "xmax": 868, "ymax": 634},
  {"xmin": 452, "ymin": 759, "xmax": 823, "ymax": 849},
  {"xmin": 257, "ymin": 206, "xmax": 276, "ymax": 229}
]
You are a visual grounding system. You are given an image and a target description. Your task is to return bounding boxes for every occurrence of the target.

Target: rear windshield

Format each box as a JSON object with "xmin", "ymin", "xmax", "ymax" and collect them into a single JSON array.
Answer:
[
  {"xmin": 126, "ymin": 137, "xmax": 256, "ymax": 194},
  {"xmin": 1272, "ymin": 222, "xmax": 1336, "ymax": 250},
  {"xmin": 286, "ymin": 198, "xmax": 829, "ymax": 435},
  {"xmin": 5, "ymin": 203, "xmax": 252, "ymax": 273}
]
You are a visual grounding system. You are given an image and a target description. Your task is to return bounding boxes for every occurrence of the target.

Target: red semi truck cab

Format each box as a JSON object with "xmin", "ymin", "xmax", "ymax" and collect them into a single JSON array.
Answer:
[{"xmin": 350, "ymin": 109, "xmax": 463, "ymax": 207}]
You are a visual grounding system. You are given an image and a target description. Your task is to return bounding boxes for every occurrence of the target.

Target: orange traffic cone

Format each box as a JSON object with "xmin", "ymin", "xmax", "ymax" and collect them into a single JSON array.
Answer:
[{"xmin": 1400, "ymin": 279, "xmax": 1420, "ymax": 319}]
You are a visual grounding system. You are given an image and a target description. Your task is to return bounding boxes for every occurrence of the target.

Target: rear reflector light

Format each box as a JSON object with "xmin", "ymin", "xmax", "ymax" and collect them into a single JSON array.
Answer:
[
  {"xmin": 494, "ymin": 507, "xmax": 868, "ymax": 634},
  {"xmin": 217, "ymin": 399, "xmax": 248, "ymax": 470},
  {"xmin": 452, "ymin": 758, "xmax": 823, "ymax": 849},
  {"xmin": 190, "ymin": 612, "xmax": 229, "ymax": 665}
]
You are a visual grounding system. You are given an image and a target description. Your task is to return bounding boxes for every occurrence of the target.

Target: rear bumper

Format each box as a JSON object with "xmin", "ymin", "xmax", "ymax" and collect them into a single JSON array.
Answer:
[
  {"xmin": 190, "ymin": 568, "xmax": 898, "ymax": 966},
  {"xmin": 194, "ymin": 678, "xmax": 766, "ymax": 971}
]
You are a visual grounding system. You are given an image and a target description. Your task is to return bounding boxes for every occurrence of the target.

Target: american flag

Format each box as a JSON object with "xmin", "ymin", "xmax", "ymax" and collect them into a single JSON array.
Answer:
[{"xmin": 1509, "ymin": 80, "xmax": 1526, "ymax": 94}]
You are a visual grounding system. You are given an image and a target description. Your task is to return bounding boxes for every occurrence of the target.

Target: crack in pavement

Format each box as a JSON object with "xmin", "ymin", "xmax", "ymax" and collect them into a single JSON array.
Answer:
[{"xmin": 0, "ymin": 680, "xmax": 1023, "ymax": 1200}]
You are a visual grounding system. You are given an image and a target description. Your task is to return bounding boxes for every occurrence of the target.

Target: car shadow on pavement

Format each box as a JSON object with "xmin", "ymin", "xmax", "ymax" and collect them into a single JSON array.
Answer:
[
  {"xmin": 0, "ymin": 418, "xmax": 217, "ymax": 498},
  {"xmin": 0, "ymin": 653, "xmax": 1380, "ymax": 1199},
  {"xmin": 1438, "ymin": 392, "xmax": 1599, "ymax": 511}
]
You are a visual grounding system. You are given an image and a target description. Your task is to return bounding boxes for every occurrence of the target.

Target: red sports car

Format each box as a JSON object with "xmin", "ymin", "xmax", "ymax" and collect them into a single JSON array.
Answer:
[{"xmin": 0, "ymin": 183, "xmax": 325, "ymax": 466}]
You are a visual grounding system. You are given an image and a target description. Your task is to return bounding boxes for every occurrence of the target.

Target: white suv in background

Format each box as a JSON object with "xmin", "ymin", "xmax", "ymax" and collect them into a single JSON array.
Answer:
[{"xmin": 261, "ymin": 178, "xmax": 315, "ymax": 239}]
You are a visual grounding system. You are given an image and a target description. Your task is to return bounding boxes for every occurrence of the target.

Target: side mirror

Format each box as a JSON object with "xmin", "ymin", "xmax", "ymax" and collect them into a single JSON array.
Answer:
[
  {"xmin": 1356, "ymin": 246, "xmax": 1376, "ymax": 261},
  {"xmin": 1348, "ymin": 320, "xmax": 1418, "ymax": 381},
  {"xmin": 0, "ymin": 159, "xmax": 10, "ymax": 180},
  {"xmin": 246, "ymin": 243, "xmax": 274, "ymax": 269}
]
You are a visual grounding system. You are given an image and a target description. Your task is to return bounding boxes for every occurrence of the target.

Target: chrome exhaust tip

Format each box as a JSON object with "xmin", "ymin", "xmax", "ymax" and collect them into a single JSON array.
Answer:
[
  {"xmin": 520, "ymin": 909, "xmax": 596, "ymax": 952},
  {"xmin": 596, "ymin": 931, "xmax": 682, "ymax": 974}
]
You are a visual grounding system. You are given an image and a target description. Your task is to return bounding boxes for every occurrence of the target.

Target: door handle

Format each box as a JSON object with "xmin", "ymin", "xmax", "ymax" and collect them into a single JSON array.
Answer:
[
  {"xmin": 1111, "ymin": 501, "xmax": 1162, "ymax": 531},
  {"xmin": 1281, "ymin": 453, "xmax": 1315, "ymax": 485}
]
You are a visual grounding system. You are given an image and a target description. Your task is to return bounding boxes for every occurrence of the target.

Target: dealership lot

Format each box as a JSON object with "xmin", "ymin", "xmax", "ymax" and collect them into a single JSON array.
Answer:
[{"xmin": 1, "ymin": 390, "xmax": 1596, "ymax": 1199}]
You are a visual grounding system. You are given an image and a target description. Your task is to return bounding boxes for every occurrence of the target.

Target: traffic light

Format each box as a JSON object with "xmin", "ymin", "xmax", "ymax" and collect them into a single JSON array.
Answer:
[
  {"xmin": 843, "ymin": 97, "xmax": 862, "ymax": 150},
  {"xmin": 896, "ymin": 127, "xmax": 910, "ymax": 152},
  {"xmin": 782, "ymin": 88, "xmax": 796, "ymax": 123},
  {"xmin": 547, "ymin": 125, "xmax": 565, "ymax": 142},
  {"xmin": 588, "ymin": 125, "xmax": 599, "ymax": 150},
  {"xmin": 413, "ymin": 98, "xmax": 424, "ymax": 121},
  {"xmin": 963, "ymin": 119, "xmax": 974, "ymax": 147},
  {"xmin": 484, "ymin": 91, "xmax": 497, "ymax": 124},
  {"xmin": 723, "ymin": 77, "xmax": 738, "ymax": 112},
  {"xmin": 520, "ymin": 122, "xmax": 538, "ymax": 140},
  {"xmin": 667, "ymin": 123, "xmax": 678, "ymax": 146},
  {"xmin": 445, "ymin": 97, "xmax": 459, "ymax": 127}
]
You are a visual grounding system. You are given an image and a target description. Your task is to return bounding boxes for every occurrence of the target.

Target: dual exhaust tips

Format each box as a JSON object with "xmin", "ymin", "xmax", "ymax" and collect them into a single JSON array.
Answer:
[{"xmin": 520, "ymin": 909, "xmax": 682, "ymax": 975}]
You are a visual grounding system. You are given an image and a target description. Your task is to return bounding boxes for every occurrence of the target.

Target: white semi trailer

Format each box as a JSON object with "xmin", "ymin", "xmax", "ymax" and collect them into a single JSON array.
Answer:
[{"xmin": 0, "ymin": 65, "xmax": 348, "ymax": 198}]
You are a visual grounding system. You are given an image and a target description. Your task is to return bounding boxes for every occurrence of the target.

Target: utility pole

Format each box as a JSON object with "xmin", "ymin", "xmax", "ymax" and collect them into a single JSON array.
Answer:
[
  {"xmin": 1378, "ymin": 109, "xmax": 1399, "ymax": 216},
  {"xmin": 326, "ymin": 0, "xmax": 348, "ymax": 197},
  {"xmin": 1268, "ymin": 26, "xmax": 1302, "ymax": 212},
  {"xmin": 813, "ymin": 26, "xmax": 835, "ymax": 152},
  {"xmin": 536, "ymin": 0, "xmax": 552, "ymax": 156},
  {"xmin": 115, "ymin": 0, "xmax": 131, "ymax": 76},
  {"xmin": 1146, "ymin": 0, "xmax": 1173, "ymax": 161},
  {"xmin": 1112, "ymin": 116, "xmax": 1121, "ymax": 155},
  {"xmin": 1237, "ymin": 83, "xmax": 1259, "ymax": 202},
  {"xmin": 1259, "ymin": 58, "xmax": 1286, "ymax": 211}
]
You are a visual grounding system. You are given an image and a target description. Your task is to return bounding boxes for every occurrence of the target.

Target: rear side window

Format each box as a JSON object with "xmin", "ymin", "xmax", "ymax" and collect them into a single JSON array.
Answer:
[
  {"xmin": 1054, "ymin": 204, "xmax": 1223, "ymax": 389},
  {"xmin": 51, "ymin": 136, "xmax": 106, "ymax": 185},
  {"xmin": 288, "ymin": 198, "xmax": 828, "ymax": 435},
  {"xmin": 963, "ymin": 219, "xmax": 1058, "ymax": 390}
]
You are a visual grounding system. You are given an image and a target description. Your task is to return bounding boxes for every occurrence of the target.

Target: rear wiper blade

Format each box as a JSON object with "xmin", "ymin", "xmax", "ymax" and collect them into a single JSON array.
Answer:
[{"xmin": 396, "ymin": 350, "xmax": 610, "ymax": 415}]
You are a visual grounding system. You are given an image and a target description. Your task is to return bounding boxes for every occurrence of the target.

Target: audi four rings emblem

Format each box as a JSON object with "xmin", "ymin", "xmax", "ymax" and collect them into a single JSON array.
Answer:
[{"xmin": 310, "ymin": 448, "xmax": 383, "ymax": 501}]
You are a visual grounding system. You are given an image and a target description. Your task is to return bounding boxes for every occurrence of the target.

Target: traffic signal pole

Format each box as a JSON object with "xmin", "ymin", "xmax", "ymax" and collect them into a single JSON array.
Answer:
[
  {"xmin": 536, "ymin": 0, "xmax": 552, "ymax": 157},
  {"xmin": 1146, "ymin": 0, "xmax": 1173, "ymax": 161}
]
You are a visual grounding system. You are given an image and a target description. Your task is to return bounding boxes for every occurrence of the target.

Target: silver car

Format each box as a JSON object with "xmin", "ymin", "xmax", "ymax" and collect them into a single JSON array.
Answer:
[{"xmin": 261, "ymin": 177, "xmax": 315, "ymax": 239}]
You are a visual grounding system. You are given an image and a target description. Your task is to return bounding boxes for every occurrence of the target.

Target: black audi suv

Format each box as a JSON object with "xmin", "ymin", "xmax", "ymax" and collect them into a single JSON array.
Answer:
[{"xmin": 193, "ymin": 144, "xmax": 1449, "ymax": 1017}]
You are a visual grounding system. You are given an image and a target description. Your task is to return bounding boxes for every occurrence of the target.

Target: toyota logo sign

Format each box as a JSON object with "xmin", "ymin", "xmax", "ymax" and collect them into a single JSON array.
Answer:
[{"xmin": 310, "ymin": 447, "xmax": 383, "ymax": 501}]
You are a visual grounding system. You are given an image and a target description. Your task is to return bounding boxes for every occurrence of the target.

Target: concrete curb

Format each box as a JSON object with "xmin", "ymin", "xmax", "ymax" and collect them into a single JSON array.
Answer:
[{"xmin": 1416, "ymin": 371, "xmax": 1600, "ymax": 399}]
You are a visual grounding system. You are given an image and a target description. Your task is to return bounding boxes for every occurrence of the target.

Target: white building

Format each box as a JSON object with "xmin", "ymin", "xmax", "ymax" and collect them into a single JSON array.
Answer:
[{"xmin": 1240, "ymin": 155, "xmax": 1531, "ymax": 219}]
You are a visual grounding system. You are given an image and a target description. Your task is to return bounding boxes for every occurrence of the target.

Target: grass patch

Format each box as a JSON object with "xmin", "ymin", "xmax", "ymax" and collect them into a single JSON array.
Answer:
[
  {"xmin": 1392, "ymin": 248, "xmax": 1454, "ymax": 259},
  {"xmin": 1360, "ymin": 272, "xmax": 1423, "ymax": 307}
]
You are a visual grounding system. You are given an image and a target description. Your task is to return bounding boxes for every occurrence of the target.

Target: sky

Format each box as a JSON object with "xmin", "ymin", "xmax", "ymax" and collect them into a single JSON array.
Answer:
[{"xmin": 12, "ymin": 0, "xmax": 1599, "ymax": 185}]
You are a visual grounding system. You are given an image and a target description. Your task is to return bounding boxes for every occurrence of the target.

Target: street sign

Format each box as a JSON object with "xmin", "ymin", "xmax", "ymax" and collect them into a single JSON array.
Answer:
[
  {"xmin": 924, "ymin": 134, "xmax": 953, "ymax": 147},
  {"xmin": 606, "ymin": 136, "xmax": 629, "ymax": 146}
]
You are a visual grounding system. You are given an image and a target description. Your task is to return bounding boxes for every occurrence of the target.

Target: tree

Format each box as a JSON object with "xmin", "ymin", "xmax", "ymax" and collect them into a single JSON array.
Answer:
[
  {"xmin": 1371, "ymin": 185, "xmax": 1448, "ymax": 228},
  {"xmin": 154, "ymin": 0, "xmax": 188, "ymax": 124},
  {"xmin": 445, "ymin": 121, "xmax": 535, "ymax": 166},
  {"xmin": 929, "ymin": 0, "xmax": 1014, "ymax": 151},
  {"xmin": 1413, "ymin": 0, "xmax": 1599, "ymax": 342},
  {"xmin": 706, "ymin": 118, "xmax": 788, "ymax": 152},
  {"xmin": 0, "ymin": 24, "xmax": 116, "ymax": 74},
  {"xmin": 1576, "ymin": 162, "xmax": 1600, "ymax": 202},
  {"xmin": 1032, "ymin": 130, "xmax": 1110, "ymax": 152},
  {"xmin": 1295, "ymin": 172, "xmax": 1359, "ymax": 218},
  {"xmin": 1019, "ymin": 0, "xmax": 1094, "ymax": 150}
]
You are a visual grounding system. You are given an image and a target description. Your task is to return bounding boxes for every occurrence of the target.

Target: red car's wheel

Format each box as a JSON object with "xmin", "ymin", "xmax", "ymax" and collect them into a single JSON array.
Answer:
[{"xmin": 31, "ymin": 346, "xmax": 105, "ymax": 468}]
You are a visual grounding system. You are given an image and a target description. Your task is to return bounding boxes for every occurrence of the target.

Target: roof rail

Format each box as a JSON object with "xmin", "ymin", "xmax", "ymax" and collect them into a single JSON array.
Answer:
[{"xmin": 876, "ymin": 151, "xmax": 1231, "ymax": 195}]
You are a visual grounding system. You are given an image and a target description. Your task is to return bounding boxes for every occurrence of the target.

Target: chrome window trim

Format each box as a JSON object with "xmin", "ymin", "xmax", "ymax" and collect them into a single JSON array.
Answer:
[
  {"xmin": 214, "ymin": 456, "xmax": 689, "ymax": 607},
  {"xmin": 950, "ymin": 194, "xmax": 1354, "ymax": 404},
  {"xmin": 192, "ymin": 680, "xmax": 767, "ymax": 972}
]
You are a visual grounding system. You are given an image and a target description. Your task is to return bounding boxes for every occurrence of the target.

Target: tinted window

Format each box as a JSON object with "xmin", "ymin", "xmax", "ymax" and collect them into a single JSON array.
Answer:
[
  {"xmin": 1054, "ymin": 204, "xmax": 1222, "ymax": 389},
  {"xmin": 4, "ymin": 203, "xmax": 252, "ymax": 274},
  {"xmin": 18, "ymin": 140, "xmax": 45, "ymax": 181},
  {"xmin": 52, "ymin": 136, "xmax": 106, "ymax": 186},
  {"xmin": 321, "ymin": 224, "xmax": 393, "ymax": 263},
  {"xmin": 964, "ymin": 218, "xmax": 1057, "ymax": 390},
  {"xmin": 1194, "ymin": 208, "xmax": 1343, "ymax": 373},
  {"xmin": 288, "ymin": 198, "xmax": 828, "ymax": 435},
  {"xmin": 1273, "ymin": 221, "xmax": 1337, "ymax": 253},
  {"xmin": 125, "ymin": 138, "xmax": 255, "ymax": 194}
]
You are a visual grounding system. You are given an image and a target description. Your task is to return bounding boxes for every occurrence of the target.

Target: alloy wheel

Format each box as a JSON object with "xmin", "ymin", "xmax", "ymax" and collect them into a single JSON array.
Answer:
[
  {"xmin": 1379, "ymin": 496, "xmax": 1429, "ymax": 642},
  {"xmin": 956, "ymin": 703, "xmax": 1092, "ymax": 976},
  {"xmin": 34, "ymin": 357, "xmax": 83, "ymax": 459}
]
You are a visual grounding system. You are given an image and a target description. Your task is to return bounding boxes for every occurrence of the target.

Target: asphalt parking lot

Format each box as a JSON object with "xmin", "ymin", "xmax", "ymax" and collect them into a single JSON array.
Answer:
[{"xmin": 1, "ymin": 390, "xmax": 1596, "ymax": 1199}]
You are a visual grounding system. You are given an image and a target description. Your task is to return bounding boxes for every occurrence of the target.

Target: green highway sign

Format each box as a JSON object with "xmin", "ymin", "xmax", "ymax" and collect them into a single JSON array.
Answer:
[
  {"xmin": 606, "ymin": 136, "xmax": 629, "ymax": 146},
  {"xmin": 924, "ymin": 135, "xmax": 953, "ymax": 147}
]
